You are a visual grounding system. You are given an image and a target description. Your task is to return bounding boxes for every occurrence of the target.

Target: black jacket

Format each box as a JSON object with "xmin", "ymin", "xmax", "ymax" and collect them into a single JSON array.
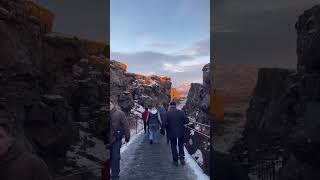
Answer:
[{"xmin": 163, "ymin": 107, "xmax": 189, "ymax": 138}]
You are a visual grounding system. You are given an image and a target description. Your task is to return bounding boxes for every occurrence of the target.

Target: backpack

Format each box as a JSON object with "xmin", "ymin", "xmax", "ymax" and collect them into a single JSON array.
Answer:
[{"xmin": 148, "ymin": 112, "xmax": 160, "ymax": 127}]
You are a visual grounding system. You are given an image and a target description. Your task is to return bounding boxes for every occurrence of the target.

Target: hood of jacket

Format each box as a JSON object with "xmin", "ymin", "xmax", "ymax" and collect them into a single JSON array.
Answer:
[{"xmin": 149, "ymin": 108, "xmax": 158, "ymax": 114}]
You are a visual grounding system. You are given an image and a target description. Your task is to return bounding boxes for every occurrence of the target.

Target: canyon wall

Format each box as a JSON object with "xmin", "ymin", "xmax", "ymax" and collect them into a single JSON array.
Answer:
[
  {"xmin": 183, "ymin": 63, "xmax": 211, "ymax": 174},
  {"xmin": 110, "ymin": 60, "xmax": 172, "ymax": 112},
  {"xmin": 232, "ymin": 5, "xmax": 320, "ymax": 180},
  {"xmin": 0, "ymin": 0, "xmax": 109, "ymax": 179}
]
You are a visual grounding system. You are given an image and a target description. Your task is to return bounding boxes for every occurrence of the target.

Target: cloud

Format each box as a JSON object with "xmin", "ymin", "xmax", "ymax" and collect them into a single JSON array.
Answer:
[
  {"xmin": 163, "ymin": 57, "xmax": 209, "ymax": 73},
  {"xmin": 147, "ymin": 41, "xmax": 178, "ymax": 50},
  {"xmin": 111, "ymin": 49, "xmax": 209, "ymax": 86},
  {"xmin": 111, "ymin": 36, "xmax": 210, "ymax": 86},
  {"xmin": 111, "ymin": 50, "xmax": 208, "ymax": 73},
  {"xmin": 185, "ymin": 38, "xmax": 210, "ymax": 56}
]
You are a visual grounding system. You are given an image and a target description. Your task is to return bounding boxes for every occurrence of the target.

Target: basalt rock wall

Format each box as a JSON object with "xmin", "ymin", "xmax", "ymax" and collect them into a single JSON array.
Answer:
[
  {"xmin": 236, "ymin": 5, "xmax": 320, "ymax": 180},
  {"xmin": 0, "ymin": 0, "xmax": 110, "ymax": 178},
  {"xmin": 110, "ymin": 60, "xmax": 171, "ymax": 112}
]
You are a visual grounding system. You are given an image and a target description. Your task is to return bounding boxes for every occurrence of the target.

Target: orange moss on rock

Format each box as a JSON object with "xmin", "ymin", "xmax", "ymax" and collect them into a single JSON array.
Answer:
[{"xmin": 23, "ymin": 0, "xmax": 54, "ymax": 30}]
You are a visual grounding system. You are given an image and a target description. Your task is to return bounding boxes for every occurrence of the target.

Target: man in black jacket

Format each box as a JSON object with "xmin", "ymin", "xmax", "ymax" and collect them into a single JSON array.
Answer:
[{"xmin": 163, "ymin": 101, "xmax": 189, "ymax": 166}]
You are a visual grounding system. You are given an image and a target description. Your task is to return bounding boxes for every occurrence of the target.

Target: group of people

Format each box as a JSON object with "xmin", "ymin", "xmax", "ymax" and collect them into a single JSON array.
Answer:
[
  {"xmin": 141, "ymin": 104, "xmax": 168, "ymax": 144},
  {"xmin": 110, "ymin": 101, "xmax": 190, "ymax": 179}
]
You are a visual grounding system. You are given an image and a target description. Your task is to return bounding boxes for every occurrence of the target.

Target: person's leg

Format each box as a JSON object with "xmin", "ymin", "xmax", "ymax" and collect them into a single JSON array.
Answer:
[
  {"xmin": 154, "ymin": 129, "xmax": 159, "ymax": 143},
  {"xmin": 144, "ymin": 121, "xmax": 147, "ymax": 134},
  {"xmin": 110, "ymin": 140, "xmax": 122, "ymax": 177},
  {"xmin": 149, "ymin": 127, "xmax": 154, "ymax": 144},
  {"xmin": 178, "ymin": 137, "xmax": 185, "ymax": 164},
  {"xmin": 166, "ymin": 128, "xmax": 170, "ymax": 144},
  {"xmin": 170, "ymin": 137, "xmax": 178, "ymax": 163}
]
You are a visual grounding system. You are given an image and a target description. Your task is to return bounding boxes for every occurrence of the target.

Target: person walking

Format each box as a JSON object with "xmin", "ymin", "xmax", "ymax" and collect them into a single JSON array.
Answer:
[
  {"xmin": 0, "ymin": 107, "xmax": 52, "ymax": 180},
  {"xmin": 162, "ymin": 101, "xmax": 189, "ymax": 166},
  {"xmin": 158, "ymin": 104, "xmax": 169, "ymax": 143},
  {"xmin": 147, "ymin": 107, "xmax": 162, "ymax": 144},
  {"xmin": 110, "ymin": 102, "xmax": 130, "ymax": 179},
  {"xmin": 141, "ymin": 108, "xmax": 149, "ymax": 134}
]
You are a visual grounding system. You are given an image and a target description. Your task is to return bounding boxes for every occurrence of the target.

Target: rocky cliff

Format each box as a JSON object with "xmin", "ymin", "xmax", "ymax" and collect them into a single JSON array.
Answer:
[
  {"xmin": 110, "ymin": 60, "xmax": 172, "ymax": 111},
  {"xmin": 183, "ymin": 63, "xmax": 211, "ymax": 174},
  {"xmin": 0, "ymin": 0, "xmax": 109, "ymax": 179},
  {"xmin": 233, "ymin": 5, "xmax": 320, "ymax": 180},
  {"xmin": 184, "ymin": 63, "xmax": 211, "ymax": 125}
]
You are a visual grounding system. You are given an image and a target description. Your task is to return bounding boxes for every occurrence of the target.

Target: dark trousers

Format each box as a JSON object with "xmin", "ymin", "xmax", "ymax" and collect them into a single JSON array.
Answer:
[
  {"xmin": 170, "ymin": 137, "xmax": 185, "ymax": 161},
  {"xmin": 166, "ymin": 129, "xmax": 170, "ymax": 143},
  {"xmin": 110, "ymin": 139, "xmax": 122, "ymax": 177},
  {"xmin": 143, "ymin": 121, "xmax": 147, "ymax": 133}
]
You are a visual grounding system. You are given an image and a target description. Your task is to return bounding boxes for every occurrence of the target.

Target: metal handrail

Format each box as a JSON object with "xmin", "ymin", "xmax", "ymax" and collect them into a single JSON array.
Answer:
[
  {"xmin": 188, "ymin": 120, "xmax": 211, "ymax": 128},
  {"xmin": 184, "ymin": 125, "xmax": 210, "ymax": 138}
]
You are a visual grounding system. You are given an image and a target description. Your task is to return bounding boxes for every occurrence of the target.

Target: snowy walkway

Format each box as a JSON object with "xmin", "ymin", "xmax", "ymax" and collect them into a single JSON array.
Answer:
[{"xmin": 118, "ymin": 131, "xmax": 207, "ymax": 180}]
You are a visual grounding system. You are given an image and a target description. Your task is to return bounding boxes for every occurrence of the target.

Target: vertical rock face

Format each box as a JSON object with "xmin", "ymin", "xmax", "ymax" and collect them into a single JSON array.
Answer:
[
  {"xmin": 183, "ymin": 63, "xmax": 211, "ymax": 174},
  {"xmin": 184, "ymin": 63, "xmax": 211, "ymax": 125},
  {"xmin": 110, "ymin": 60, "xmax": 172, "ymax": 111},
  {"xmin": 296, "ymin": 5, "xmax": 320, "ymax": 73},
  {"xmin": 0, "ymin": 1, "xmax": 110, "ymax": 178},
  {"xmin": 236, "ymin": 5, "xmax": 320, "ymax": 179}
]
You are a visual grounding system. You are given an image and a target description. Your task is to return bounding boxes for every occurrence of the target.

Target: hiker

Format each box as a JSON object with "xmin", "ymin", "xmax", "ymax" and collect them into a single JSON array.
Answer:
[
  {"xmin": 147, "ymin": 107, "xmax": 162, "ymax": 144},
  {"xmin": 162, "ymin": 101, "xmax": 189, "ymax": 166},
  {"xmin": 158, "ymin": 104, "xmax": 168, "ymax": 142},
  {"xmin": 110, "ymin": 102, "xmax": 130, "ymax": 179},
  {"xmin": 0, "ymin": 111, "xmax": 52, "ymax": 179},
  {"xmin": 141, "ymin": 107, "xmax": 149, "ymax": 134}
]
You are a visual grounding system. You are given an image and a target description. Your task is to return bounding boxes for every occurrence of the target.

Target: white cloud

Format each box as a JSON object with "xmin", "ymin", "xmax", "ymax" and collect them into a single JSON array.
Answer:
[{"xmin": 111, "ymin": 37, "xmax": 210, "ymax": 85}]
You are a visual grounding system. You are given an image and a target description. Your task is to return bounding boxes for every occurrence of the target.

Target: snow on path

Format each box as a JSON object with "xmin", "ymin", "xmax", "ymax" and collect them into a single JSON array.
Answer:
[
  {"xmin": 120, "ymin": 130, "xmax": 144, "ymax": 154},
  {"xmin": 119, "ymin": 128, "xmax": 210, "ymax": 180},
  {"xmin": 185, "ymin": 147, "xmax": 210, "ymax": 180}
]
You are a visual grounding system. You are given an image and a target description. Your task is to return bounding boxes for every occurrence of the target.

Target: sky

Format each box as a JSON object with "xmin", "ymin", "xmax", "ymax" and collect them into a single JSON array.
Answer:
[
  {"xmin": 36, "ymin": 0, "xmax": 108, "ymax": 43},
  {"xmin": 111, "ymin": 0, "xmax": 210, "ymax": 88},
  {"xmin": 212, "ymin": 0, "xmax": 319, "ymax": 69}
]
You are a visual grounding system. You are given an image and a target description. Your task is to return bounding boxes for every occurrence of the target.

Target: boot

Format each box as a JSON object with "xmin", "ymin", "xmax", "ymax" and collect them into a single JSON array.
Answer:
[
  {"xmin": 180, "ymin": 159, "xmax": 186, "ymax": 166},
  {"xmin": 172, "ymin": 161, "xmax": 178, "ymax": 166}
]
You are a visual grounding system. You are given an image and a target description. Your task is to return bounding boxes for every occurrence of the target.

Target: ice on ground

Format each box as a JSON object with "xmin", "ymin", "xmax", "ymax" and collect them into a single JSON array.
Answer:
[
  {"xmin": 192, "ymin": 149, "xmax": 204, "ymax": 166},
  {"xmin": 120, "ymin": 130, "xmax": 144, "ymax": 154},
  {"xmin": 185, "ymin": 147, "xmax": 210, "ymax": 180}
]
